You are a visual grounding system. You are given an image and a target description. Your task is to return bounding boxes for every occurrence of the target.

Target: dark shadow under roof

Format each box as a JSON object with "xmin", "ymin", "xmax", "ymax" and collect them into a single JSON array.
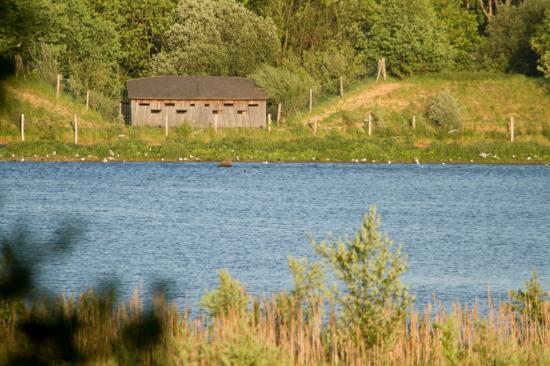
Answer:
[{"xmin": 127, "ymin": 76, "xmax": 268, "ymax": 100}]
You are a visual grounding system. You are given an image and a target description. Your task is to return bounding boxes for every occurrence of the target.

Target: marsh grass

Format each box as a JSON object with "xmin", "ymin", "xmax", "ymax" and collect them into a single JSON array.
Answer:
[{"xmin": 1, "ymin": 289, "xmax": 548, "ymax": 365}]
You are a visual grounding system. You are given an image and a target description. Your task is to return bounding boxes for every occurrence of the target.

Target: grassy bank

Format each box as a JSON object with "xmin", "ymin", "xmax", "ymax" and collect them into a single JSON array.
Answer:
[{"xmin": 1, "ymin": 74, "xmax": 549, "ymax": 164}]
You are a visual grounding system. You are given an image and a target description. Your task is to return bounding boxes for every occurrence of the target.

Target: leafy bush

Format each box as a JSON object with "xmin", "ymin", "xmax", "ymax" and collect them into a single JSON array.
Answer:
[
  {"xmin": 288, "ymin": 256, "xmax": 327, "ymax": 319},
  {"xmin": 249, "ymin": 64, "xmax": 317, "ymax": 115},
  {"xmin": 426, "ymin": 90, "xmax": 462, "ymax": 129},
  {"xmin": 200, "ymin": 270, "xmax": 248, "ymax": 318},
  {"xmin": 302, "ymin": 43, "xmax": 365, "ymax": 94},
  {"xmin": 510, "ymin": 271, "xmax": 548, "ymax": 324},
  {"xmin": 312, "ymin": 207, "xmax": 412, "ymax": 347}
]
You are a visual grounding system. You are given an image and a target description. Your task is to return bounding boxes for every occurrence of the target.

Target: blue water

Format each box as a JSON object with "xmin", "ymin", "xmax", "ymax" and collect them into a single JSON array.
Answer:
[{"xmin": 0, "ymin": 162, "xmax": 549, "ymax": 308}]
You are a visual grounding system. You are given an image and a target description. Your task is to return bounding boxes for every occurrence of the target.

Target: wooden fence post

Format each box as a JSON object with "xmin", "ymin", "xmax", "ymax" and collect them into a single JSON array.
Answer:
[
  {"xmin": 339, "ymin": 77, "xmax": 344, "ymax": 98},
  {"xmin": 268, "ymin": 113, "xmax": 272, "ymax": 132},
  {"xmin": 509, "ymin": 116, "xmax": 515, "ymax": 143},
  {"xmin": 412, "ymin": 115, "xmax": 416, "ymax": 130},
  {"xmin": 165, "ymin": 114, "xmax": 169, "ymax": 137},
  {"xmin": 20, "ymin": 114, "xmax": 25, "ymax": 142},
  {"xmin": 86, "ymin": 91, "xmax": 90, "ymax": 111},
  {"xmin": 376, "ymin": 58, "xmax": 387, "ymax": 82},
  {"xmin": 73, "ymin": 114, "xmax": 78, "ymax": 144},
  {"xmin": 368, "ymin": 114, "xmax": 372, "ymax": 137},
  {"xmin": 309, "ymin": 89, "xmax": 313, "ymax": 113},
  {"xmin": 56, "ymin": 74, "xmax": 61, "ymax": 98},
  {"xmin": 277, "ymin": 103, "xmax": 282, "ymax": 125}
]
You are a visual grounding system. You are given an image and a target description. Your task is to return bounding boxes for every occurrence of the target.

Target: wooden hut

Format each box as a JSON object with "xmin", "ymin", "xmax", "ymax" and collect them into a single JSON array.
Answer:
[{"xmin": 125, "ymin": 76, "xmax": 268, "ymax": 128}]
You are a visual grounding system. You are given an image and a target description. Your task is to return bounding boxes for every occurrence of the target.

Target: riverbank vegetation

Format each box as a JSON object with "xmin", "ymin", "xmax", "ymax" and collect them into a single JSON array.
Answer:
[
  {"xmin": 1, "ymin": 0, "xmax": 550, "ymax": 163},
  {"xmin": 1, "ymin": 209, "xmax": 549, "ymax": 365}
]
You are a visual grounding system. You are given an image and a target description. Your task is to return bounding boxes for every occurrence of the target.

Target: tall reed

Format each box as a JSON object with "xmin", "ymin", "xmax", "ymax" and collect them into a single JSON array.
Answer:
[{"xmin": 1, "ymin": 290, "xmax": 548, "ymax": 365}]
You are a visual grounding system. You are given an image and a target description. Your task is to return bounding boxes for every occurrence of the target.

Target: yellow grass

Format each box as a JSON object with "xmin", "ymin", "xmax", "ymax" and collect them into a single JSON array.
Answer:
[{"xmin": 2, "ymin": 290, "xmax": 549, "ymax": 365}]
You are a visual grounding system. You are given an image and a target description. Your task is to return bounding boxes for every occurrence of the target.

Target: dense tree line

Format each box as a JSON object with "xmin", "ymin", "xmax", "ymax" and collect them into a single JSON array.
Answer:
[{"xmin": 0, "ymin": 0, "xmax": 548, "ymax": 115}]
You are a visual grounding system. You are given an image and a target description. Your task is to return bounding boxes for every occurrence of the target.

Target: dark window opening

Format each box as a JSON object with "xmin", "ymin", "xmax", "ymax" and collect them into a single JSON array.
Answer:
[
  {"xmin": 176, "ymin": 109, "xmax": 187, "ymax": 114},
  {"xmin": 190, "ymin": 103, "xmax": 195, "ymax": 107},
  {"xmin": 212, "ymin": 110, "xmax": 222, "ymax": 115},
  {"xmin": 237, "ymin": 110, "xmax": 247, "ymax": 114},
  {"xmin": 165, "ymin": 102, "xmax": 175, "ymax": 107},
  {"xmin": 204, "ymin": 103, "xmax": 210, "ymax": 107},
  {"xmin": 151, "ymin": 109, "xmax": 162, "ymax": 114},
  {"xmin": 139, "ymin": 102, "xmax": 150, "ymax": 106},
  {"xmin": 224, "ymin": 102, "xmax": 234, "ymax": 107},
  {"xmin": 248, "ymin": 103, "xmax": 259, "ymax": 107}
]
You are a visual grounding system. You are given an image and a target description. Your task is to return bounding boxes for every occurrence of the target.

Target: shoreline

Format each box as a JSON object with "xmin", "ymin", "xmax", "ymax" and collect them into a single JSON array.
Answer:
[{"xmin": 1, "ymin": 157, "xmax": 548, "ymax": 165}]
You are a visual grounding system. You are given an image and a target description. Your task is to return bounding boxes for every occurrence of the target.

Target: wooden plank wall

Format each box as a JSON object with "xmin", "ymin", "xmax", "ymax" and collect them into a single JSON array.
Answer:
[{"xmin": 130, "ymin": 99, "xmax": 267, "ymax": 128}]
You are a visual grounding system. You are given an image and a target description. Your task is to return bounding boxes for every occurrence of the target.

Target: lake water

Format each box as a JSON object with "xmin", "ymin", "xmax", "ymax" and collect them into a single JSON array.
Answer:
[{"xmin": 1, "ymin": 162, "xmax": 549, "ymax": 308}]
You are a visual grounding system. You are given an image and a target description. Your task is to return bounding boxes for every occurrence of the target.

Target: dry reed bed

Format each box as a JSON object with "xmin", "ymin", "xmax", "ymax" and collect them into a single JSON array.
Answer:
[{"xmin": 2, "ymin": 291, "xmax": 548, "ymax": 365}]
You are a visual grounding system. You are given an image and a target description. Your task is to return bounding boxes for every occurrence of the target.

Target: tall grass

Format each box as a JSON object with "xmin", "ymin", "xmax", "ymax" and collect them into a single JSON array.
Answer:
[{"xmin": 1, "ymin": 290, "xmax": 548, "ymax": 365}]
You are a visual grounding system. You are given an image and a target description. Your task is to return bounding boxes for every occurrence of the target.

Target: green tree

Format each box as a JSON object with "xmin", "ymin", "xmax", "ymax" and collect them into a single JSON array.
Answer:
[
  {"xmin": 312, "ymin": 207, "xmax": 413, "ymax": 346},
  {"xmin": 531, "ymin": 10, "xmax": 550, "ymax": 76},
  {"xmin": 60, "ymin": 0, "xmax": 121, "ymax": 98},
  {"xmin": 363, "ymin": 0, "xmax": 452, "ymax": 77},
  {"xmin": 87, "ymin": 0, "xmax": 177, "ymax": 78},
  {"xmin": 0, "ymin": 0, "xmax": 63, "ymax": 62},
  {"xmin": 481, "ymin": 0, "xmax": 550, "ymax": 75},
  {"xmin": 152, "ymin": 0, "xmax": 279, "ymax": 77},
  {"xmin": 432, "ymin": 0, "xmax": 482, "ymax": 70}
]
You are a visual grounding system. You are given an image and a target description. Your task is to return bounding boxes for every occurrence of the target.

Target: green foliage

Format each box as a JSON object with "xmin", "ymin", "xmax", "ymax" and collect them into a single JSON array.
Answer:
[
  {"xmin": 152, "ymin": 0, "xmax": 279, "ymax": 77},
  {"xmin": 364, "ymin": 0, "xmax": 452, "ymax": 77},
  {"xmin": 434, "ymin": 316, "xmax": 463, "ymax": 366},
  {"xmin": 0, "ymin": 0, "xmax": 64, "ymax": 61},
  {"xmin": 432, "ymin": 0, "xmax": 482, "ymax": 70},
  {"xmin": 532, "ymin": 10, "xmax": 550, "ymax": 77},
  {"xmin": 249, "ymin": 64, "xmax": 317, "ymax": 115},
  {"xmin": 312, "ymin": 207, "xmax": 413, "ymax": 347},
  {"xmin": 426, "ymin": 90, "xmax": 462, "ymax": 130},
  {"xmin": 200, "ymin": 270, "xmax": 248, "ymax": 318},
  {"xmin": 288, "ymin": 256, "xmax": 327, "ymax": 319},
  {"xmin": 481, "ymin": 0, "xmax": 550, "ymax": 75},
  {"xmin": 302, "ymin": 43, "xmax": 365, "ymax": 94},
  {"xmin": 28, "ymin": 43, "xmax": 61, "ymax": 86},
  {"xmin": 88, "ymin": 0, "xmax": 177, "ymax": 78},
  {"xmin": 510, "ymin": 272, "xmax": 549, "ymax": 325}
]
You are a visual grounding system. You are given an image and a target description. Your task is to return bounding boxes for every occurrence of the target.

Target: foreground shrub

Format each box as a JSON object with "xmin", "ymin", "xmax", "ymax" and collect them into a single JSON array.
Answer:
[
  {"xmin": 312, "ymin": 207, "xmax": 413, "ymax": 347},
  {"xmin": 510, "ymin": 271, "xmax": 549, "ymax": 324},
  {"xmin": 249, "ymin": 64, "xmax": 317, "ymax": 116},
  {"xmin": 426, "ymin": 90, "xmax": 463, "ymax": 130},
  {"xmin": 200, "ymin": 270, "xmax": 248, "ymax": 318}
]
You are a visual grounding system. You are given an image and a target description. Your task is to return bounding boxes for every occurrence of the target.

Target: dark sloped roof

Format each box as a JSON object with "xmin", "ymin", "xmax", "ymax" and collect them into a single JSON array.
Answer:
[{"xmin": 126, "ymin": 76, "xmax": 268, "ymax": 100}]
